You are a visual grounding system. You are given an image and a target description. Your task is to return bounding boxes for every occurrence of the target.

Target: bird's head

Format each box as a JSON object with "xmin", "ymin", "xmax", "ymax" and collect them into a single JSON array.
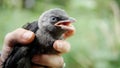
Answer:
[{"xmin": 38, "ymin": 8, "xmax": 75, "ymax": 38}]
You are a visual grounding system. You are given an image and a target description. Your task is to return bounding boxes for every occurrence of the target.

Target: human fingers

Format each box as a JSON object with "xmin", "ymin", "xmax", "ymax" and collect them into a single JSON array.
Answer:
[
  {"xmin": 32, "ymin": 54, "xmax": 64, "ymax": 68},
  {"xmin": 1, "ymin": 28, "xmax": 35, "ymax": 62}
]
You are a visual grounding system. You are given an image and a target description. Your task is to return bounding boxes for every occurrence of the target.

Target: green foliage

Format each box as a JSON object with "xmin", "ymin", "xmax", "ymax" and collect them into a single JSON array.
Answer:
[
  {"xmin": 0, "ymin": 0, "xmax": 120, "ymax": 68},
  {"xmin": 116, "ymin": 0, "xmax": 120, "ymax": 8}
]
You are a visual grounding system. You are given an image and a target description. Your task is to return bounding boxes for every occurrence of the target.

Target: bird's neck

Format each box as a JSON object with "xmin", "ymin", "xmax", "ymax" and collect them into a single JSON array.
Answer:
[
  {"xmin": 49, "ymin": 30, "xmax": 65, "ymax": 40},
  {"xmin": 38, "ymin": 27, "xmax": 65, "ymax": 40}
]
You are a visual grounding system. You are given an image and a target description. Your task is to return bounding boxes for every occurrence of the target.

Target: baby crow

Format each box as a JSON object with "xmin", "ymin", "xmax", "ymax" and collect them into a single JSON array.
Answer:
[{"xmin": 3, "ymin": 8, "xmax": 75, "ymax": 68}]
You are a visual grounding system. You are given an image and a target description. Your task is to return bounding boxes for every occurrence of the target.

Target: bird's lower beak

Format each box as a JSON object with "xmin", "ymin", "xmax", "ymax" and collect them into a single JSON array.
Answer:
[{"xmin": 55, "ymin": 18, "xmax": 76, "ymax": 30}]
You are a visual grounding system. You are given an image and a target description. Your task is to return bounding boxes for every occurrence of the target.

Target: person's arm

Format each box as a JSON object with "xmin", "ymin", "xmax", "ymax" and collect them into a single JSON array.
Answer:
[{"xmin": 0, "ymin": 28, "xmax": 71, "ymax": 68}]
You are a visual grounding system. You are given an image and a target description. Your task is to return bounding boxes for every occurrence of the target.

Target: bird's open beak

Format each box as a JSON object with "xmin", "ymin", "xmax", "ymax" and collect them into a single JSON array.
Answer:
[{"xmin": 55, "ymin": 17, "xmax": 76, "ymax": 30}]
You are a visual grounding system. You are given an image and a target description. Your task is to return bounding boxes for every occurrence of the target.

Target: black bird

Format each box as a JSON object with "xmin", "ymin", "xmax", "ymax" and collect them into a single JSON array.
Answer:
[{"xmin": 3, "ymin": 8, "xmax": 75, "ymax": 68}]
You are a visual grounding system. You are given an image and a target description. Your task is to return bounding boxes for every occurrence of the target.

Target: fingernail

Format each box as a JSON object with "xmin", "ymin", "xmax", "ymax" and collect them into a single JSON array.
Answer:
[
  {"xmin": 23, "ymin": 31, "xmax": 33, "ymax": 40},
  {"xmin": 57, "ymin": 41, "xmax": 63, "ymax": 49}
]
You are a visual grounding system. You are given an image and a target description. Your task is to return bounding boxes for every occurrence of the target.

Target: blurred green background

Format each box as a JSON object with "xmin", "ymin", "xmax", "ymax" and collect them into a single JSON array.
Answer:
[{"xmin": 0, "ymin": 0, "xmax": 120, "ymax": 68}]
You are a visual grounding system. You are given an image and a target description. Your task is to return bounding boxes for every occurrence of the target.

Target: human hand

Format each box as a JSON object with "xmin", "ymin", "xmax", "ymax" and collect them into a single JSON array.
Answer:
[{"xmin": 0, "ymin": 28, "xmax": 71, "ymax": 68}]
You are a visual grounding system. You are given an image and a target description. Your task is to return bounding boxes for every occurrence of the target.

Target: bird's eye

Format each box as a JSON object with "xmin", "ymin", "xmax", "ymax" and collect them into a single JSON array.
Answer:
[{"xmin": 51, "ymin": 17, "xmax": 59, "ymax": 23}]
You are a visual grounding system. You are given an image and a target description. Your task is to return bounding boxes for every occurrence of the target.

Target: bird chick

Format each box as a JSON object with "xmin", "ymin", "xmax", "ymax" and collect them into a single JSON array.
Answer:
[{"xmin": 3, "ymin": 8, "xmax": 75, "ymax": 68}]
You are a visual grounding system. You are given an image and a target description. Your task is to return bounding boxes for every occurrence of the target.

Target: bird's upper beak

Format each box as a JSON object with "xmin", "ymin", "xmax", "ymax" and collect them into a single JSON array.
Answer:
[{"xmin": 55, "ymin": 17, "xmax": 76, "ymax": 30}]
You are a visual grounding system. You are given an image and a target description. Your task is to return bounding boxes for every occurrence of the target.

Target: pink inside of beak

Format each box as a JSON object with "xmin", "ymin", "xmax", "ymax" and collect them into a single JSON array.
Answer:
[{"xmin": 55, "ymin": 18, "xmax": 75, "ymax": 26}]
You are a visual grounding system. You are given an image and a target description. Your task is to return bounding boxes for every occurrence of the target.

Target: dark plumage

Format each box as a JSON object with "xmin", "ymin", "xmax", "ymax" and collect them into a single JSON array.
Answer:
[{"xmin": 3, "ymin": 8, "xmax": 75, "ymax": 68}]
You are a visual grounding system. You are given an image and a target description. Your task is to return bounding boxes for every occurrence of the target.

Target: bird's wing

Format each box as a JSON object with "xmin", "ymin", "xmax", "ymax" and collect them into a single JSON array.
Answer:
[
  {"xmin": 22, "ymin": 21, "xmax": 38, "ymax": 33},
  {"xmin": 3, "ymin": 45, "xmax": 29, "ymax": 68}
]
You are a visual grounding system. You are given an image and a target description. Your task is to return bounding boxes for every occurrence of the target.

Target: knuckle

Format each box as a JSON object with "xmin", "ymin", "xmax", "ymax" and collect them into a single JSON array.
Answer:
[
  {"xmin": 4, "ymin": 32, "xmax": 13, "ymax": 41},
  {"xmin": 4, "ymin": 32, "xmax": 16, "ymax": 47}
]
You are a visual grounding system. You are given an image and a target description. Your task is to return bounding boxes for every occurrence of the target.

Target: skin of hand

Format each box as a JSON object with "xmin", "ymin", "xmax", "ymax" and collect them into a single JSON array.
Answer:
[{"xmin": 0, "ymin": 28, "xmax": 71, "ymax": 68}]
